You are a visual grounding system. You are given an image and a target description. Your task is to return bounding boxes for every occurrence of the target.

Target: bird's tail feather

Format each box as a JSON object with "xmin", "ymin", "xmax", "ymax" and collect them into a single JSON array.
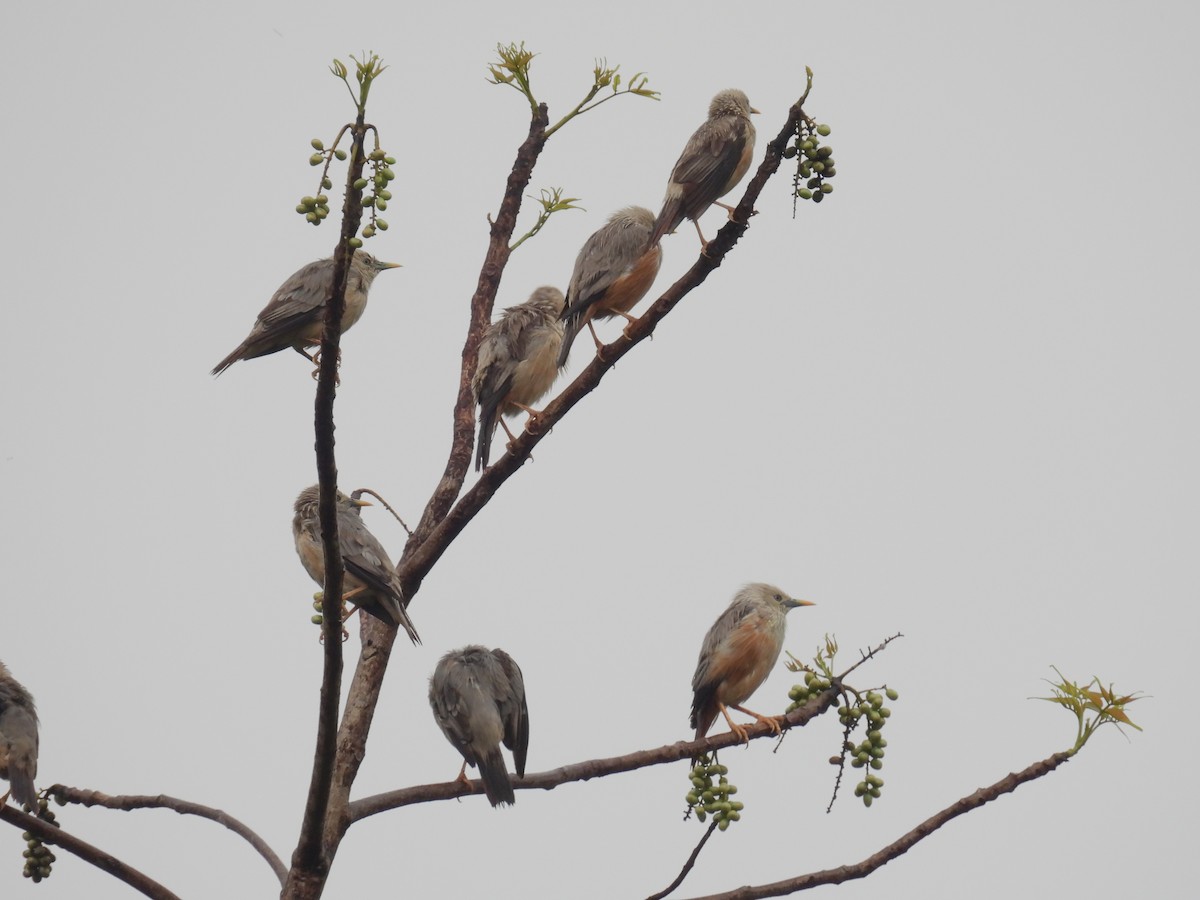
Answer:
[
  {"xmin": 7, "ymin": 766, "xmax": 37, "ymax": 809},
  {"xmin": 478, "ymin": 748, "xmax": 515, "ymax": 807},
  {"xmin": 476, "ymin": 408, "xmax": 497, "ymax": 471},
  {"xmin": 649, "ymin": 203, "xmax": 681, "ymax": 248}
]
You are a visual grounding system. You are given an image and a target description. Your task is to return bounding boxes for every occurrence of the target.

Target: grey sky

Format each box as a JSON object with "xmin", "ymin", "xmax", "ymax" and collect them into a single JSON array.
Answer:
[{"xmin": 2, "ymin": 1, "xmax": 1194, "ymax": 897}]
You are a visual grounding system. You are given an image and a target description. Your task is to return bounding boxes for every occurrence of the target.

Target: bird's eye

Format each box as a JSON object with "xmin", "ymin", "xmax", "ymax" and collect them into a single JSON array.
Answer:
[{"xmin": 774, "ymin": 593, "xmax": 782, "ymax": 602}]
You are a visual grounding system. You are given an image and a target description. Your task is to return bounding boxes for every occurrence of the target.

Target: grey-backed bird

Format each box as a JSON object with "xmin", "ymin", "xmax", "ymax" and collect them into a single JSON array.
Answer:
[
  {"xmin": 292, "ymin": 485, "xmax": 420, "ymax": 644},
  {"xmin": 557, "ymin": 206, "xmax": 662, "ymax": 367},
  {"xmin": 212, "ymin": 251, "xmax": 399, "ymax": 375},
  {"xmin": 429, "ymin": 646, "xmax": 529, "ymax": 807},
  {"xmin": 473, "ymin": 286, "xmax": 565, "ymax": 471},
  {"xmin": 691, "ymin": 583, "xmax": 814, "ymax": 746},
  {"xmin": 651, "ymin": 90, "xmax": 759, "ymax": 248},
  {"xmin": 0, "ymin": 661, "xmax": 39, "ymax": 809}
]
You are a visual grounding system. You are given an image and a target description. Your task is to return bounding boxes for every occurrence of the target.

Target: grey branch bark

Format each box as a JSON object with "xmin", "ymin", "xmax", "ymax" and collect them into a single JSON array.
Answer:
[
  {"xmin": 47, "ymin": 785, "xmax": 287, "ymax": 885},
  {"xmin": 0, "ymin": 803, "xmax": 182, "ymax": 900}
]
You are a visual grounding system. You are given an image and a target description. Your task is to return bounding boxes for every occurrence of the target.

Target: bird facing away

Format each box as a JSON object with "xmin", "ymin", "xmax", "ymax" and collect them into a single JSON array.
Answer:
[
  {"xmin": 650, "ymin": 89, "xmax": 759, "ymax": 248},
  {"xmin": 212, "ymin": 251, "xmax": 400, "ymax": 376},
  {"xmin": 557, "ymin": 206, "xmax": 663, "ymax": 368},
  {"xmin": 429, "ymin": 646, "xmax": 529, "ymax": 807},
  {"xmin": 691, "ymin": 583, "xmax": 814, "ymax": 747},
  {"xmin": 473, "ymin": 286, "xmax": 566, "ymax": 471},
  {"xmin": 0, "ymin": 661, "xmax": 39, "ymax": 809},
  {"xmin": 292, "ymin": 485, "xmax": 420, "ymax": 644}
]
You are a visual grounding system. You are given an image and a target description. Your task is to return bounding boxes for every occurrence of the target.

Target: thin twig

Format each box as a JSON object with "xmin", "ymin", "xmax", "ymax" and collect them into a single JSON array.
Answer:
[
  {"xmin": 350, "ymin": 487, "xmax": 412, "ymax": 536},
  {"xmin": 47, "ymin": 786, "xmax": 287, "ymax": 885},
  {"xmin": 675, "ymin": 751, "xmax": 1075, "ymax": 900},
  {"xmin": 646, "ymin": 820, "xmax": 719, "ymax": 900},
  {"xmin": 0, "ymin": 804, "xmax": 181, "ymax": 900}
]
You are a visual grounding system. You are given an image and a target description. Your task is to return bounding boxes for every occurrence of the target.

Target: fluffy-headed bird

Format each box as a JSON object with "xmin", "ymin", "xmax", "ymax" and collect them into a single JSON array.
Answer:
[
  {"xmin": 691, "ymin": 583, "xmax": 814, "ymax": 746},
  {"xmin": 292, "ymin": 485, "xmax": 420, "ymax": 644},
  {"xmin": 212, "ymin": 251, "xmax": 400, "ymax": 375},
  {"xmin": 429, "ymin": 646, "xmax": 529, "ymax": 807},
  {"xmin": 473, "ymin": 286, "xmax": 565, "ymax": 471},
  {"xmin": 0, "ymin": 661, "xmax": 39, "ymax": 809},
  {"xmin": 651, "ymin": 89, "xmax": 759, "ymax": 248},
  {"xmin": 556, "ymin": 207, "xmax": 662, "ymax": 368}
]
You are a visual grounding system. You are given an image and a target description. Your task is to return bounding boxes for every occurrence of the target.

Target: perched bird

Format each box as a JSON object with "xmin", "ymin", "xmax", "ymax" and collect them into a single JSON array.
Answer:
[
  {"xmin": 212, "ymin": 251, "xmax": 400, "ymax": 376},
  {"xmin": 0, "ymin": 661, "xmax": 39, "ymax": 810},
  {"xmin": 651, "ymin": 89, "xmax": 759, "ymax": 248},
  {"xmin": 557, "ymin": 207, "xmax": 663, "ymax": 368},
  {"xmin": 691, "ymin": 583, "xmax": 814, "ymax": 747},
  {"xmin": 429, "ymin": 646, "xmax": 529, "ymax": 807},
  {"xmin": 292, "ymin": 485, "xmax": 420, "ymax": 644},
  {"xmin": 473, "ymin": 286, "xmax": 566, "ymax": 471}
]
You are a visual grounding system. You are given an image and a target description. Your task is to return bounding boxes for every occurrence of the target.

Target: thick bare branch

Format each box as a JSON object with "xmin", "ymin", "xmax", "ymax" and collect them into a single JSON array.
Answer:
[
  {"xmin": 313, "ymin": 104, "xmax": 552, "ymax": 859},
  {"xmin": 0, "ymin": 803, "xmax": 181, "ymax": 900},
  {"xmin": 46, "ymin": 785, "xmax": 287, "ymax": 885},
  {"xmin": 290, "ymin": 109, "xmax": 371, "ymax": 883},
  {"xmin": 675, "ymin": 751, "xmax": 1075, "ymax": 900},
  {"xmin": 348, "ymin": 689, "xmax": 838, "ymax": 823}
]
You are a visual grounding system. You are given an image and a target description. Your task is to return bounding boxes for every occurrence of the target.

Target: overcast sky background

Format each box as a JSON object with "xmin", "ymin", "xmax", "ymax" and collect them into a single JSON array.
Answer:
[{"xmin": 2, "ymin": 2, "xmax": 1196, "ymax": 898}]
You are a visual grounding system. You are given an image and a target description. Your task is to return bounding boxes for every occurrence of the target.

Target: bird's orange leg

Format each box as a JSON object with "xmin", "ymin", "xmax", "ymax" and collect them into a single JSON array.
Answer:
[
  {"xmin": 0, "ymin": 789, "xmax": 10, "ymax": 810},
  {"xmin": 498, "ymin": 416, "xmax": 521, "ymax": 451},
  {"xmin": 453, "ymin": 760, "xmax": 471, "ymax": 788},
  {"xmin": 509, "ymin": 401, "xmax": 547, "ymax": 436},
  {"xmin": 308, "ymin": 348, "xmax": 343, "ymax": 385},
  {"xmin": 614, "ymin": 310, "xmax": 642, "ymax": 340},
  {"xmin": 730, "ymin": 703, "xmax": 785, "ymax": 735},
  {"xmin": 587, "ymin": 320, "xmax": 605, "ymax": 352},
  {"xmin": 718, "ymin": 703, "xmax": 752, "ymax": 744}
]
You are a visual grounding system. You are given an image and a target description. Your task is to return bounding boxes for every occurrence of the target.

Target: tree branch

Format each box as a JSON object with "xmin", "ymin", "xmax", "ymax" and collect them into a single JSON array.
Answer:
[
  {"xmin": 290, "ymin": 107, "xmax": 371, "ymax": 883},
  {"xmin": 395, "ymin": 95, "xmax": 811, "ymax": 593},
  {"xmin": 46, "ymin": 785, "xmax": 287, "ymax": 885},
  {"xmin": 347, "ymin": 689, "xmax": 839, "ymax": 822},
  {"xmin": 313, "ymin": 104, "xmax": 552, "ymax": 857},
  {"xmin": 647, "ymin": 820, "xmax": 719, "ymax": 900},
  {"xmin": 675, "ymin": 751, "xmax": 1075, "ymax": 900},
  {"xmin": 0, "ymin": 803, "xmax": 181, "ymax": 900}
]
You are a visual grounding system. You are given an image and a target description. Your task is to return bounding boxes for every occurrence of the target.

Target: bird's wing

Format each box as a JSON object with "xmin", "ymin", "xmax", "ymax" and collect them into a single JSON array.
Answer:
[
  {"xmin": 429, "ymin": 657, "xmax": 478, "ymax": 762},
  {"xmin": 491, "ymin": 649, "xmax": 530, "ymax": 777},
  {"xmin": 338, "ymin": 512, "xmax": 402, "ymax": 601},
  {"xmin": 251, "ymin": 259, "xmax": 335, "ymax": 337},
  {"xmin": 670, "ymin": 116, "xmax": 753, "ymax": 207},
  {"xmin": 691, "ymin": 596, "xmax": 758, "ymax": 692},
  {"xmin": 473, "ymin": 317, "xmax": 521, "ymax": 412},
  {"xmin": 567, "ymin": 220, "xmax": 651, "ymax": 314}
]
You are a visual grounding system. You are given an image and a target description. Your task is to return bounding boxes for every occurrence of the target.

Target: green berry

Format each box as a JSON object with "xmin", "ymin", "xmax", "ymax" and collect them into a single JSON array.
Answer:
[
  {"xmin": 817, "ymin": 123, "xmax": 831, "ymax": 136},
  {"xmin": 334, "ymin": 149, "xmax": 347, "ymax": 161},
  {"xmin": 886, "ymin": 688, "xmax": 899, "ymax": 701},
  {"xmin": 309, "ymin": 153, "xmax": 324, "ymax": 166}
]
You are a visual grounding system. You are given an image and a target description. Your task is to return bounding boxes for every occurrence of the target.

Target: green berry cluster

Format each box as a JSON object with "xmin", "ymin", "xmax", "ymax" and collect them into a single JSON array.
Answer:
[
  {"xmin": 784, "ymin": 122, "xmax": 836, "ymax": 206},
  {"xmin": 786, "ymin": 669, "xmax": 832, "ymax": 712},
  {"xmin": 297, "ymin": 137, "xmax": 343, "ymax": 225},
  {"xmin": 840, "ymin": 687, "xmax": 898, "ymax": 807},
  {"xmin": 295, "ymin": 137, "xmax": 396, "ymax": 243},
  {"xmin": 358, "ymin": 148, "xmax": 396, "ymax": 240},
  {"xmin": 685, "ymin": 758, "xmax": 743, "ymax": 831},
  {"xmin": 20, "ymin": 797, "xmax": 59, "ymax": 882}
]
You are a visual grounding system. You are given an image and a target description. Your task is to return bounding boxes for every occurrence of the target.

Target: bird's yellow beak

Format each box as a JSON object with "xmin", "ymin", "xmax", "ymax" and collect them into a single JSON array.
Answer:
[
  {"xmin": 750, "ymin": 106, "xmax": 761, "ymax": 115},
  {"xmin": 788, "ymin": 598, "xmax": 815, "ymax": 608},
  {"xmin": 351, "ymin": 498, "xmax": 373, "ymax": 508},
  {"xmin": 379, "ymin": 261, "xmax": 402, "ymax": 270}
]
